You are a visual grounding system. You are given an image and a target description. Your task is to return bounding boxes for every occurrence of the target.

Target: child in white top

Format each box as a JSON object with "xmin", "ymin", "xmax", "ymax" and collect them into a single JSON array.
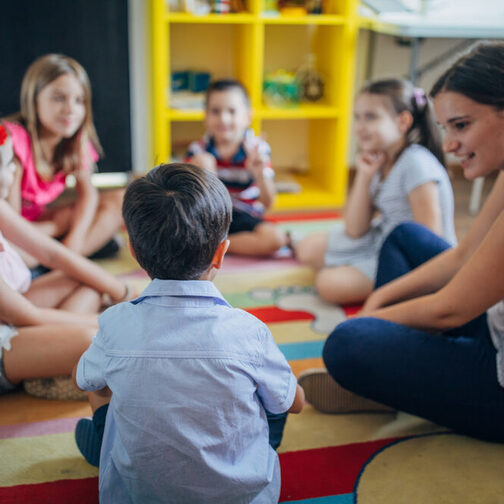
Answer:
[
  {"xmin": 295, "ymin": 78, "xmax": 456, "ymax": 305},
  {"xmin": 0, "ymin": 124, "xmax": 133, "ymax": 395}
]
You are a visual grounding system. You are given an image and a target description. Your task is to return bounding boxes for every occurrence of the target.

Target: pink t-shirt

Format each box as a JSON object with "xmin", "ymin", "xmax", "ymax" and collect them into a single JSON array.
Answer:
[
  {"xmin": 0, "ymin": 231, "xmax": 31, "ymax": 294},
  {"xmin": 4, "ymin": 122, "xmax": 99, "ymax": 221}
]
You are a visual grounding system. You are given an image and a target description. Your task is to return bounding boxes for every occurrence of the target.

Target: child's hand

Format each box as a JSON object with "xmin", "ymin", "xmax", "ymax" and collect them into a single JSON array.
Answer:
[
  {"xmin": 102, "ymin": 282, "xmax": 138, "ymax": 308},
  {"xmin": 244, "ymin": 141, "xmax": 267, "ymax": 181},
  {"xmin": 189, "ymin": 152, "xmax": 217, "ymax": 175},
  {"xmin": 355, "ymin": 151, "xmax": 386, "ymax": 178}
]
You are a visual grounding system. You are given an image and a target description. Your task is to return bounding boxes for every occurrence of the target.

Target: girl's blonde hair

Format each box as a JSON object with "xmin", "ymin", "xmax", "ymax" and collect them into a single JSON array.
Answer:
[{"xmin": 8, "ymin": 54, "xmax": 103, "ymax": 180}]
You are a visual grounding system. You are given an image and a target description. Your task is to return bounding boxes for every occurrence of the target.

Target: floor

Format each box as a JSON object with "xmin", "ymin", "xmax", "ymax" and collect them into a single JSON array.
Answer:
[
  {"xmin": 0, "ymin": 168, "xmax": 500, "ymax": 503},
  {"xmin": 451, "ymin": 170, "xmax": 494, "ymax": 240}
]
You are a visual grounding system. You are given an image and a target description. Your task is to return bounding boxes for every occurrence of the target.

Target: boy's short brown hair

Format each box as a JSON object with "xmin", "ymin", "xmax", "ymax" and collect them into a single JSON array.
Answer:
[
  {"xmin": 205, "ymin": 79, "xmax": 250, "ymax": 108},
  {"xmin": 123, "ymin": 163, "xmax": 232, "ymax": 280}
]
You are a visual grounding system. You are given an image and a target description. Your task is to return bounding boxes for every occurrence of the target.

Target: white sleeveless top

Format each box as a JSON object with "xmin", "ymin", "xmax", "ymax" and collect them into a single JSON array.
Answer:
[
  {"xmin": 0, "ymin": 231, "xmax": 31, "ymax": 294},
  {"xmin": 488, "ymin": 302, "xmax": 504, "ymax": 387}
]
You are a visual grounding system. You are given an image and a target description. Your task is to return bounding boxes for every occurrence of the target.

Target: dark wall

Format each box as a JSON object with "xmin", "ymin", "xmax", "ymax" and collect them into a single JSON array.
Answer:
[{"xmin": 0, "ymin": 0, "xmax": 131, "ymax": 173}]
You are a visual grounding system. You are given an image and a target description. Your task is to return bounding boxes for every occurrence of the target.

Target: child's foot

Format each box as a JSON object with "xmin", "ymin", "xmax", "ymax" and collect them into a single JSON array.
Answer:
[
  {"xmin": 89, "ymin": 234, "xmax": 123, "ymax": 260},
  {"xmin": 75, "ymin": 418, "xmax": 101, "ymax": 467},
  {"xmin": 285, "ymin": 230, "xmax": 305, "ymax": 253},
  {"xmin": 298, "ymin": 368, "xmax": 395, "ymax": 414}
]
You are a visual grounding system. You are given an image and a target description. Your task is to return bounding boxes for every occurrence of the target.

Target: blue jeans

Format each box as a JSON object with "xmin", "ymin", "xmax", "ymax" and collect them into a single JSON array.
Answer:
[
  {"xmin": 92, "ymin": 404, "xmax": 287, "ymax": 454},
  {"xmin": 324, "ymin": 222, "xmax": 504, "ymax": 442}
]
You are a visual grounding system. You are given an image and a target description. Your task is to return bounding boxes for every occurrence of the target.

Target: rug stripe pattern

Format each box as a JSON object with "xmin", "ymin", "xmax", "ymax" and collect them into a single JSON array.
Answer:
[{"xmin": 0, "ymin": 211, "xmax": 416, "ymax": 503}]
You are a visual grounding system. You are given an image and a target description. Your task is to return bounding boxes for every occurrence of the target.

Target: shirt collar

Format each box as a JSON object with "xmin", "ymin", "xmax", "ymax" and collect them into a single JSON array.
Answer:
[
  {"xmin": 204, "ymin": 129, "xmax": 253, "ymax": 164},
  {"xmin": 135, "ymin": 278, "xmax": 230, "ymax": 306}
]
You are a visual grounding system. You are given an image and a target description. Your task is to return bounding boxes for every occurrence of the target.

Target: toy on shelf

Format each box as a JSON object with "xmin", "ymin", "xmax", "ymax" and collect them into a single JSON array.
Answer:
[
  {"xmin": 211, "ymin": 0, "xmax": 246, "ymax": 13},
  {"xmin": 167, "ymin": 0, "xmax": 212, "ymax": 14},
  {"xmin": 306, "ymin": 0, "xmax": 322, "ymax": 14},
  {"xmin": 296, "ymin": 54, "xmax": 324, "ymax": 102},
  {"xmin": 212, "ymin": 0, "xmax": 230, "ymax": 13},
  {"xmin": 170, "ymin": 70, "xmax": 211, "ymax": 109},
  {"xmin": 277, "ymin": 0, "xmax": 323, "ymax": 15},
  {"xmin": 230, "ymin": 0, "xmax": 246, "ymax": 12},
  {"xmin": 263, "ymin": 70, "xmax": 300, "ymax": 107},
  {"xmin": 263, "ymin": 56, "xmax": 324, "ymax": 108},
  {"xmin": 171, "ymin": 71, "xmax": 211, "ymax": 92},
  {"xmin": 263, "ymin": 0, "xmax": 279, "ymax": 15}
]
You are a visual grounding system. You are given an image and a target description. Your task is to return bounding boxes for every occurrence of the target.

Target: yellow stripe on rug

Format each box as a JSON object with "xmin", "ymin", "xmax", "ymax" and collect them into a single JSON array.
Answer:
[{"xmin": 0, "ymin": 432, "xmax": 97, "ymax": 486}]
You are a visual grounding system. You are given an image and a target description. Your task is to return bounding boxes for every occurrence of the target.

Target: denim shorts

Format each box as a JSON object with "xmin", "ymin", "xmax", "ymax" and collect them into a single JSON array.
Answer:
[{"xmin": 0, "ymin": 324, "xmax": 18, "ymax": 394}]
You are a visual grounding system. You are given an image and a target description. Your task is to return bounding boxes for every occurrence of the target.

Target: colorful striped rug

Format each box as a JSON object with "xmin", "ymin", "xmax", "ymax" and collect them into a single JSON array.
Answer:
[{"xmin": 1, "ymin": 211, "xmax": 504, "ymax": 503}]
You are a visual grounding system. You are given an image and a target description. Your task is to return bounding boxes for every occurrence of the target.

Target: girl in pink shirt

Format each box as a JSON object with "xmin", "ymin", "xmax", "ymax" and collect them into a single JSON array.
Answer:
[
  {"xmin": 0, "ymin": 123, "xmax": 133, "ymax": 396},
  {"xmin": 4, "ymin": 54, "xmax": 123, "ymax": 264}
]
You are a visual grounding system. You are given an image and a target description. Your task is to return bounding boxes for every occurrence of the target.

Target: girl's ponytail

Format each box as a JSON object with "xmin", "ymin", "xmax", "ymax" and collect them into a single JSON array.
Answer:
[{"xmin": 408, "ymin": 87, "xmax": 445, "ymax": 166}]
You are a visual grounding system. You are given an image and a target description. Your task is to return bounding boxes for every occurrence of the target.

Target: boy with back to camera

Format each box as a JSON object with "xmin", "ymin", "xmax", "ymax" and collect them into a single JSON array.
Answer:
[
  {"xmin": 73, "ymin": 163, "xmax": 304, "ymax": 503},
  {"xmin": 186, "ymin": 79, "xmax": 289, "ymax": 256}
]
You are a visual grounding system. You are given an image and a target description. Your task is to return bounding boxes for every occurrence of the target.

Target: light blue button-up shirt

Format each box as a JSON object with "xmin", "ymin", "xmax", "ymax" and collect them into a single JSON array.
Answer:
[{"xmin": 77, "ymin": 279, "xmax": 297, "ymax": 504}]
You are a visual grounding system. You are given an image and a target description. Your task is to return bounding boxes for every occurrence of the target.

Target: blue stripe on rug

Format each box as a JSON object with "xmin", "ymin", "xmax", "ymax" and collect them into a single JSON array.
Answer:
[
  {"xmin": 278, "ymin": 340, "xmax": 325, "ymax": 360},
  {"xmin": 283, "ymin": 493, "xmax": 353, "ymax": 503}
]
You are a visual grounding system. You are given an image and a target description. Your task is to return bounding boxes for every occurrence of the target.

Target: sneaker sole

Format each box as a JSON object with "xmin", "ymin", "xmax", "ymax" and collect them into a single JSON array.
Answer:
[{"xmin": 298, "ymin": 369, "xmax": 394, "ymax": 414}]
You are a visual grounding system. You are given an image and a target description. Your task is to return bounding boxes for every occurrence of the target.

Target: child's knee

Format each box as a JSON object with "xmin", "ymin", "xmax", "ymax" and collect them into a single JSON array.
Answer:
[
  {"xmin": 100, "ymin": 188, "xmax": 124, "ymax": 211},
  {"xmin": 315, "ymin": 272, "xmax": 342, "ymax": 302},
  {"xmin": 257, "ymin": 224, "xmax": 287, "ymax": 252},
  {"xmin": 295, "ymin": 239, "xmax": 314, "ymax": 264},
  {"xmin": 76, "ymin": 327, "xmax": 96, "ymax": 352}
]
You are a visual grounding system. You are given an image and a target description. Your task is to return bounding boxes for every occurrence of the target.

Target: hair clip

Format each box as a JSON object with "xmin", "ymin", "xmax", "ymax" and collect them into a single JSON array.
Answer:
[
  {"xmin": 0, "ymin": 125, "xmax": 7, "ymax": 146},
  {"xmin": 413, "ymin": 87, "xmax": 427, "ymax": 108}
]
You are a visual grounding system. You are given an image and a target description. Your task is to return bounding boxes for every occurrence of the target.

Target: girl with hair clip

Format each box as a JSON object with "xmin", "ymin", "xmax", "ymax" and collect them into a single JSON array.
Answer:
[
  {"xmin": 295, "ymin": 78, "xmax": 456, "ymax": 305},
  {"xmin": 3, "ymin": 53, "xmax": 124, "ymax": 266},
  {"xmin": 0, "ymin": 123, "xmax": 133, "ymax": 399},
  {"xmin": 300, "ymin": 42, "xmax": 504, "ymax": 442}
]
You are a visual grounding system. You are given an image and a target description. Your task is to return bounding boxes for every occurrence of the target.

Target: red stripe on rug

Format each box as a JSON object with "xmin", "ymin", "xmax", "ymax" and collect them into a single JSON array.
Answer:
[
  {"xmin": 245, "ymin": 306, "xmax": 315, "ymax": 323},
  {"xmin": 0, "ymin": 438, "xmax": 403, "ymax": 503},
  {"xmin": 246, "ymin": 305, "xmax": 362, "ymax": 324},
  {"xmin": 266, "ymin": 211, "xmax": 342, "ymax": 223},
  {"xmin": 279, "ymin": 437, "xmax": 402, "ymax": 501},
  {"xmin": 343, "ymin": 304, "xmax": 362, "ymax": 317},
  {"xmin": 0, "ymin": 477, "xmax": 98, "ymax": 504}
]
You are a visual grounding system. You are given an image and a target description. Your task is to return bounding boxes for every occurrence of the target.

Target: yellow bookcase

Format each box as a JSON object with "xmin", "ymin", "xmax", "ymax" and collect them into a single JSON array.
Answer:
[{"xmin": 150, "ymin": 0, "xmax": 358, "ymax": 210}]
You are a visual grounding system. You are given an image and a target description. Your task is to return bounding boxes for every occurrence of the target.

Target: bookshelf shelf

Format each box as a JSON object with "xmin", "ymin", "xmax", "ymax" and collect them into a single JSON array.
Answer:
[{"xmin": 150, "ymin": 0, "xmax": 358, "ymax": 209}]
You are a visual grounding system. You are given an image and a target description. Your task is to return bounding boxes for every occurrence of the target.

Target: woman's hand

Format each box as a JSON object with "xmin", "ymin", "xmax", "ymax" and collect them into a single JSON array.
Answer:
[{"xmin": 360, "ymin": 289, "xmax": 387, "ymax": 314}]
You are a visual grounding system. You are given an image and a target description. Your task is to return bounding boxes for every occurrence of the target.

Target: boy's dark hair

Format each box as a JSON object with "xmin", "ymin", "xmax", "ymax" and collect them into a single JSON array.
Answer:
[
  {"xmin": 122, "ymin": 163, "xmax": 232, "ymax": 280},
  {"xmin": 205, "ymin": 79, "xmax": 250, "ymax": 107},
  {"xmin": 430, "ymin": 41, "xmax": 504, "ymax": 110},
  {"xmin": 361, "ymin": 78, "xmax": 445, "ymax": 166}
]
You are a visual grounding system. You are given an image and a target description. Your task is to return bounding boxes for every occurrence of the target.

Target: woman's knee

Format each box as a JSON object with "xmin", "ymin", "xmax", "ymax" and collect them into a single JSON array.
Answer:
[
  {"xmin": 322, "ymin": 318, "xmax": 378, "ymax": 388},
  {"xmin": 383, "ymin": 222, "xmax": 421, "ymax": 249}
]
